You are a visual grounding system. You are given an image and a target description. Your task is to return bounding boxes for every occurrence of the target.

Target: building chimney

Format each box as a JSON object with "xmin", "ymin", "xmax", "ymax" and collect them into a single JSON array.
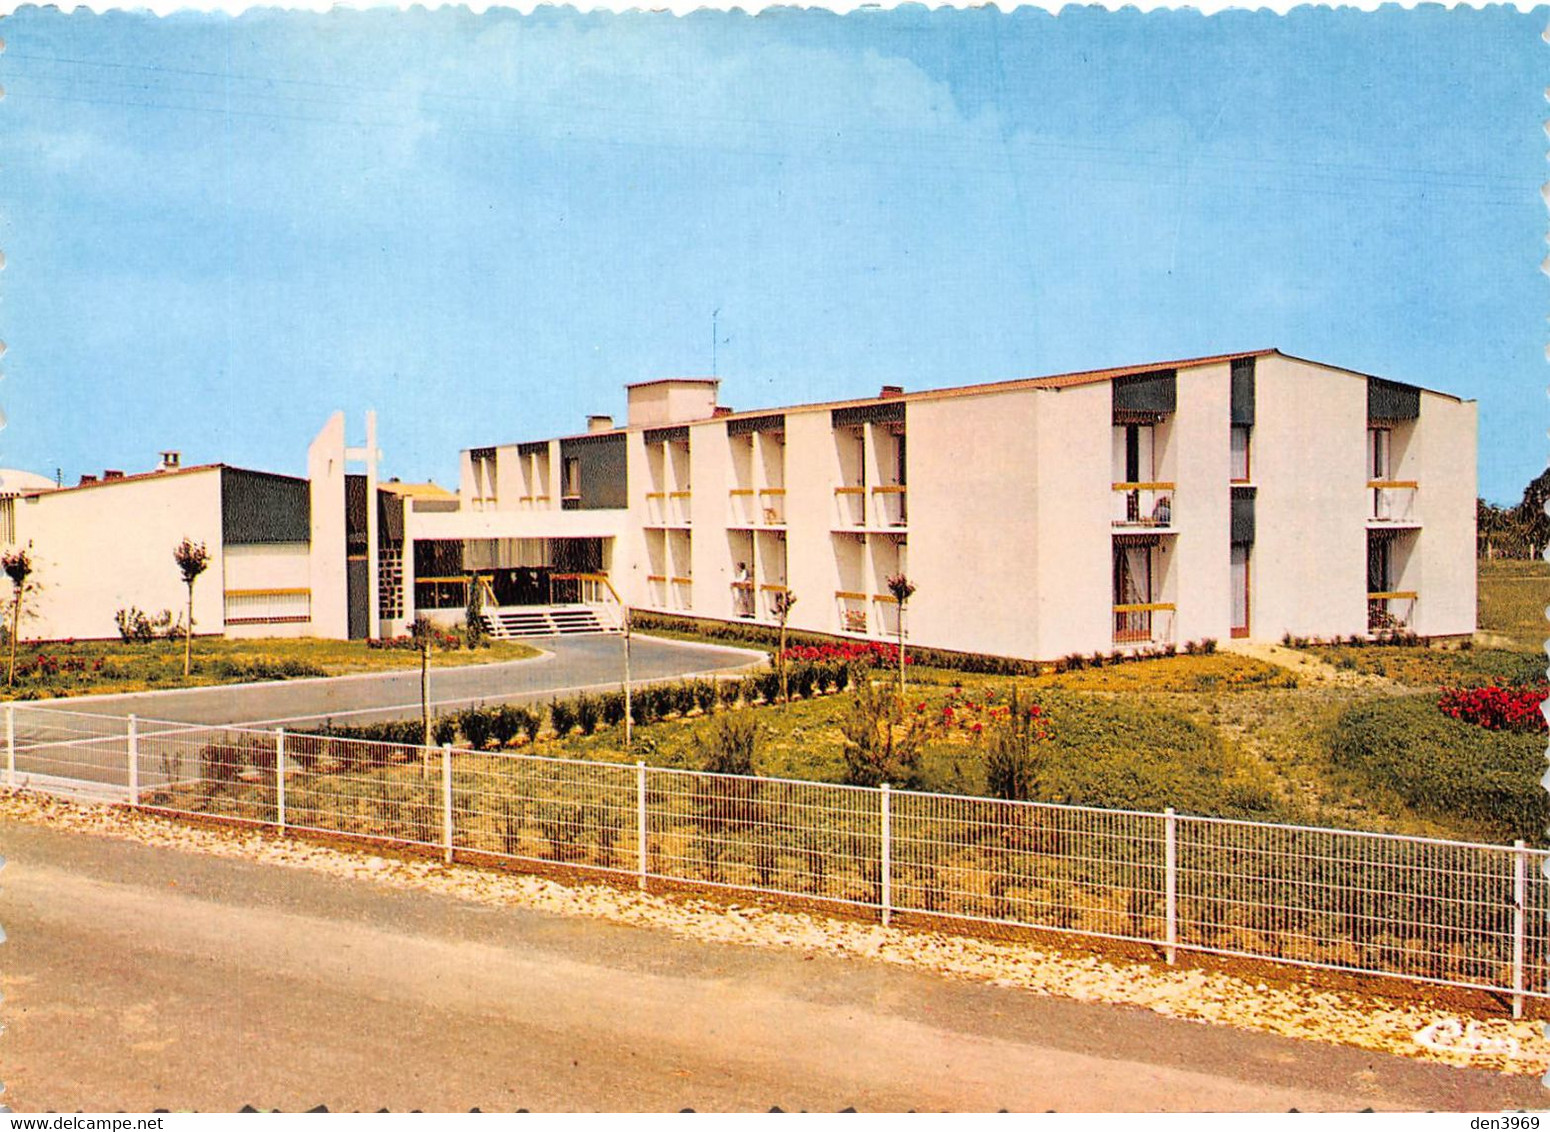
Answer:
[
  {"xmin": 879, "ymin": 384, "xmax": 904, "ymax": 399},
  {"xmin": 159, "ymin": 450, "xmax": 181, "ymax": 471},
  {"xmin": 78, "ymin": 474, "xmax": 98, "ymax": 486},
  {"xmin": 712, "ymin": 406, "xmax": 733, "ymax": 418},
  {"xmin": 102, "ymin": 469, "xmax": 125, "ymax": 480},
  {"xmin": 587, "ymin": 415, "xmax": 614, "ymax": 434}
]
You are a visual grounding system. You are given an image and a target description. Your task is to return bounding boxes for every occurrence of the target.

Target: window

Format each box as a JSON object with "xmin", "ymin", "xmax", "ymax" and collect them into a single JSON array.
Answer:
[
  {"xmin": 562, "ymin": 457, "xmax": 581, "ymax": 501},
  {"xmin": 1230, "ymin": 426, "xmax": 1251, "ymax": 482},
  {"xmin": 1367, "ymin": 428, "xmax": 1390, "ymax": 481}
]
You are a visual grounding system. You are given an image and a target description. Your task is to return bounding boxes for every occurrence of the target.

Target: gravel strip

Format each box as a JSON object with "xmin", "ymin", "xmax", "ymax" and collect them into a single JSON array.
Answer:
[{"xmin": 4, "ymin": 790, "xmax": 1545, "ymax": 1078}]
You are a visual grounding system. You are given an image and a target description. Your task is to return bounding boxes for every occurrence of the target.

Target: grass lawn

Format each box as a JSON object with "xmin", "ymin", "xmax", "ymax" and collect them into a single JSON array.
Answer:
[
  {"xmin": 1478, "ymin": 558, "xmax": 1549, "ymax": 652},
  {"xmin": 0, "ymin": 635, "xmax": 539, "ymax": 700}
]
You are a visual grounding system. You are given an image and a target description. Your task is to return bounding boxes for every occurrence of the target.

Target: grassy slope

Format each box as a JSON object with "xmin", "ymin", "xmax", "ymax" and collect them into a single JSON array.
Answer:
[{"xmin": 1, "ymin": 636, "xmax": 539, "ymax": 700}]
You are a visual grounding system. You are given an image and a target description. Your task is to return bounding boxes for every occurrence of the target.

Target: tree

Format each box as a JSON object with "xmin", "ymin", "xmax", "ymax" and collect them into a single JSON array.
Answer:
[
  {"xmin": 409, "ymin": 614, "xmax": 438, "ymax": 755},
  {"xmin": 886, "ymin": 573, "xmax": 916, "ymax": 696},
  {"xmin": 771, "ymin": 589, "xmax": 797, "ymax": 705},
  {"xmin": 2, "ymin": 547, "xmax": 32, "ymax": 688},
  {"xmin": 173, "ymin": 538, "xmax": 210, "ymax": 677}
]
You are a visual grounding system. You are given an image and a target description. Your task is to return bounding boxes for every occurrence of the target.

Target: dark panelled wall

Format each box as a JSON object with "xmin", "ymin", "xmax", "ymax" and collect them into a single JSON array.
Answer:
[
  {"xmin": 1230, "ymin": 358, "xmax": 1256, "ymax": 426},
  {"xmin": 560, "ymin": 434, "xmax": 628, "ymax": 510},
  {"xmin": 1368, "ymin": 378, "xmax": 1420, "ymax": 421},
  {"xmin": 221, "ymin": 468, "xmax": 310, "ymax": 545},
  {"xmin": 1231, "ymin": 488, "xmax": 1256, "ymax": 545},
  {"xmin": 1112, "ymin": 371, "xmax": 1177, "ymax": 414}
]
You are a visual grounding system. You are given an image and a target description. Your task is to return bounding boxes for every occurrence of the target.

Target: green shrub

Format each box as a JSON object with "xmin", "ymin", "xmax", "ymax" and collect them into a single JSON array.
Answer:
[
  {"xmin": 516, "ymin": 705, "xmax": 542, "ymax": 745},
  {"xmin": 692, "ymin": 679, "xmax": 718, "ymax": 715},
  {"xmin": 599, "ymin": 691, "xmax": 626, "ymax": 727},
  {"xmin": 690, "ymin": 711, "xmax": 759, "ymax": 776},
  {"xmin": 791, "ymin": 661, "xmax": 817, "ymax": 700},
  {"xmin": 490, "ymin": 704, "xmax": 523, "ymax": 748},
  {"xmin": 757, "ymin": 670, "xmax": 783, "ymax": 706},
  {"xmin": 985, "ymin": 688, "xmax": 1047, "ymax": 803},
  {"xmin": 432, "ymin": 717, "xmax": 457, "ymax": 747},
  {"xmin": 550, "ymin": 698, "xmax": 577, "ymax": 738},
  {"xmin": 456, "ymin": 707, "xmax": 493, "ymax": 750},
  {"xmin": 575, "ymin": 692, "xmax": 600, "ymax": 736},
  {"xmin": 1330, "ymin": 694, "xmax": 1547, "ymax": 843},
  {"xmin": 839, "ymin": 680, "xmax": 932, "ymax": 789}
]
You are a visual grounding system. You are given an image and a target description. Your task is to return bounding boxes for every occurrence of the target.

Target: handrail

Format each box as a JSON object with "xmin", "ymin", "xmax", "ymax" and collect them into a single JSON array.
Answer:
[
  {"xmin": 872, "ymin": 593, "xmax": 899, "ymax": 604},
  {"xmin": 646, "ymin": 574, "xmax": 668, "ymax": 583},
  {"xmin": 1112, "ymin": 602, "xmax": 1176, "ymax": 613},
  {"xmin": 870, "ymin": 485, "xmax": 907, "ymax": 494},
  {"xmin": 1111, "ymin": 481, "xmax": 1176, "ymax": 491},
  {"xmin": 669, "ymin": 490, "xmax": 693, "ymax": 499},
  {"xmin": 730, "ymin": 580, "xmax": 755, "ymax": 590},
  {"xmin": 645, "ymin": 491, "xmax": 667, "ymax": 500},
  {"xmin": 552, "ymin": 571, "xmax": 624, "ymax": 607},
  {"xmin": 759, "ymin": 583, "xmax": 788, "ymax": 593},
  {"xmin": 670, "ymin": 576, "xmax": 693, "ymax": 586},
  {"xmin": 224, "ymin": 587, "xmax": 311, "ymax": 598},
  {"xmin": 758, "ymin": 487, "xmax": 787, "ymax": 496},
  {"xmin": 729, "ymin": 488, "xmax": 756, "ymax": 497},
  {"xmin": 1368, "ymin": 480, "xmax": 1419, "ymax": 490},
  {"xmin": 1367, "ymin": 590, "xmax": 1418, "ymax": 601},
  {"xmin": 416, "ymin": 576, "xmax": 470, "ymax": 586},
  {"xmin": 834, "ymin": 590, "xmax": 866, "ymax": 601},
  {"xmin": 834, "ymin": 486, "xmax": 866, "ymax": 496}
]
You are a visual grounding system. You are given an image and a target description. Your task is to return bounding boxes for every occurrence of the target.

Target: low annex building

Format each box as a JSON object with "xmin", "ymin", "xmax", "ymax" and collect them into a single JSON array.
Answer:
[{"xmin": 0, "ymin": 350, "xmax": 1477, "ymax": 660}]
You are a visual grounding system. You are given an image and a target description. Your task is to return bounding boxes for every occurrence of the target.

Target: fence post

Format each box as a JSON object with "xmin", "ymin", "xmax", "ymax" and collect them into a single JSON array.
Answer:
[
  {"xmin": 880, "ymin": 782, "xmax": 892, "ymax": 926},
  {"xmin": 441, "ymin": 743, "xmax": 454, "ymax": 865},
  {"xmin": 636, "ymin": 760, "xmax": 648, "ymax": 891},
  {"xmin": 1164, "ymin": 806, "xmax": 1178, "ymax": 965},
  {"xmin": 5, "ymin": 703, "xmax": 14, "ymax": 789},
  {"xmin": 127, "ymin": 713, "xmax": 139, "ymax": 805},
  {"xmin": 1513, "ymin": 839, "xmax": 1527, "ymax": 1019},
  {"xmin": 275, "ymin": 728, "xmax": 286, "ymax": 834}
]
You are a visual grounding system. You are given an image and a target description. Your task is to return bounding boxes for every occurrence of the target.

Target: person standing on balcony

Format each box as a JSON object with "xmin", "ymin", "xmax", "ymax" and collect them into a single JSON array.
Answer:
[{"xmin": 734, "ymin": 561, "xmax": 753, "ymax": 618}]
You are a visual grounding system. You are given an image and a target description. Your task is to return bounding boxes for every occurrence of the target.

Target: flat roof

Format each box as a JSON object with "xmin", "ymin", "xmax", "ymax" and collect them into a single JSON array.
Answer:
[{"xmin": 19, "ymin": 463, "xmax": 307, "ymax": 500}]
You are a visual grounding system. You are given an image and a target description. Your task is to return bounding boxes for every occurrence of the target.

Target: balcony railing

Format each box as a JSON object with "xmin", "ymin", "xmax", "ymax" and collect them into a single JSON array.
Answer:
[
  {"xmin": 758, "ymin": 487, "xmax": 787, "ymax": 525},
  {"xmin": 872, "ymin": 592, "xmax": 901, "ymax": 636},
  {"xmin": 647, "ymin": 574, "xmax": 669, "ymax": 607},
  {"xmin": 729, "ymin": 488, "xmax": 757, "ymax": 526},
  {"xmin": 1368, "ymin": 591, "xmax": 1417, "ymax": 635},
  {"xmin": 224, "ymin": 587, "xmax": 311, "ymax": 626},
  {"xmin": 1368, "ymin": 481, "xmax": 1419, "ymax": 524},
  {"xmin": 669, "ymin": 491, "xmax": 693, "ymax": 526},
  {"xmin": 835, "ymin": 590, "xmax": 868, "ymax": 634},
  {"xmin": 671, "ymin": 575, "xmax": 694, "ymax": 610},
  {"xmin": 760, "ymin": 582, "xmax": 790, "ymax": 620},
  {"xmin": 1113, "ymin": 602, "xmax": 1176, "ymax": 646},
  {"xmin": 731, "ymin": 579, "xmax": 756, "ymax": 618},
  {"xmin": 871, "ymin": 485, "xmax": 908, "ymax": 528},
  {"xmin": 834, "ymin": 486, "xmax": 867, "ymax": 527},
  {"xmin": 1112, "ymin": 483, "xmax": 1176, "ymax": 528}
]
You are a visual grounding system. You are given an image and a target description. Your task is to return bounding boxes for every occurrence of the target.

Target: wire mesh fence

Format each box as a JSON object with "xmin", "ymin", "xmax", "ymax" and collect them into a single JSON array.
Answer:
[{"xmin": 9, "ymin": 702, "xmax": 1548, "ymax": 1010}]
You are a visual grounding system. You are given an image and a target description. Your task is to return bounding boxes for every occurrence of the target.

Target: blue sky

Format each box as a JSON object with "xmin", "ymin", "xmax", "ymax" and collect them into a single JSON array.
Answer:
[{"xmin": 0, "ymin": 5, "xmax": 1543, "ymax": 503}]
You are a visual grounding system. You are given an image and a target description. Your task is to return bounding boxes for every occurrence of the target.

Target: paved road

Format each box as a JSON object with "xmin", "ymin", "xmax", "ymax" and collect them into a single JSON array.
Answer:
[
  {"xmin": 36, "ymin": 634, "xmax": 764, "ymax": 729},
  {"xmin": 2, "ymin": 821, "xmax": 1542, "ymax": 1112}
]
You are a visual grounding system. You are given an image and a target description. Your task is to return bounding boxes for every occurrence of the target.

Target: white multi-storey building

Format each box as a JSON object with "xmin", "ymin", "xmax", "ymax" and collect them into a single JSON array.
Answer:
[{"xmin": 397, "ymin": 350, "xmax": 1477, "ymax": 659}]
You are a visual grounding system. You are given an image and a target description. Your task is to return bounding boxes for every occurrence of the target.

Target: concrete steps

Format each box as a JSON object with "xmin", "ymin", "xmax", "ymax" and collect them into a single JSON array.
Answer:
[{"xmin": 480, "ymin": 604, "xmax": 616, "ymax": 640}]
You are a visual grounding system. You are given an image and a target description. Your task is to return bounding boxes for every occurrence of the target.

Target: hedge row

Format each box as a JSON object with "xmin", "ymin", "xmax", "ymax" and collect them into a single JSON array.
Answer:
[
  {"xmin": 306, "ymin": 660, "xmax": 857, "ymax": 751},
  {"xmin": 631, "ymin": 612, "xmax": 1042, "ymax": 676}
]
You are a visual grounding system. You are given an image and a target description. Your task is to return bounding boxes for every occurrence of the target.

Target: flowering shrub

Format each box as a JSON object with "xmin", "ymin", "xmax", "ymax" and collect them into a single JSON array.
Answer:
[
  {"xmin": 1437, "ymin": 684, "xmax": 1548, "ymax": 733},
  {"xmin": 368, "ymin": 629, "xmax": 466, "ymax": 651},
  {"xmin": 919, "ymin": 685, "xmax": 1052, "ymax": 744},
  {"xmin": 780, "ymin": 641, "xmax": 911, "ymax": 667}
]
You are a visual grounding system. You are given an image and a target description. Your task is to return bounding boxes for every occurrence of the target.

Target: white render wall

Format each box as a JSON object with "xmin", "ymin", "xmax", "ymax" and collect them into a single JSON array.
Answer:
[
  {"xmin": 307, "ymin": 412, "xmax": 350, "ymax": 640},
  {"xmin": 9, "ymin": 468, "xmax": 226, "ymax": 641},
  {"xmin": 1412, "ymin": 392, "xmax": 1477, "ymax": 637},
  {"xmin": 908, "ymin": 390, "xmax": 1042, "ymax": 659},
  {"xmin": 1170, "ymin": 361, "xmax": 1233, "ymax": 644},
  {"xmin": 223, "ymin": 541, "xmax": 314, "ymax": 639},
  {"xmin": 1030, "ymin": 382, "xmax": 1111, "ymax": 659}
]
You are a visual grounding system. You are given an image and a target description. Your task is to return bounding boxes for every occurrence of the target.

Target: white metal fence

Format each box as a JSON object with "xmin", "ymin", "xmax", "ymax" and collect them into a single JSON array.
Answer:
[{"xmin": 8, "ymin": 703, "xmax": 1547, "ymax": 1015}]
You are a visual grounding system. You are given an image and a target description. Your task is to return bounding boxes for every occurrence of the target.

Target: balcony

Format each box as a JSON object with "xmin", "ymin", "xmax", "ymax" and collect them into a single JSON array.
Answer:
[
  {"xmin": 1113, "ymin": 602, "xmax": 1176, "ymax": 646},
  {"xmin": 1368, "ymin": 591, "xmax": 1416, "ymax": 635},
  {"xmin": 1368, "ymin": 481, "xmax": 1419, "ymax": 527},
  {"xmin": 759, "ymin": 582, "xmax": 790, "ymax": 620},
  {"xmin": 731, "ymin": 579, "xmax": 756, "ymax": 618},
  {"xmin": 835, "ymin": 590, "xmax": 868, "ymax": 634},
  {"xmin": 870, "ymin": 485, "xmax": 908, "ymax": 528},
  {"xmin": 646, "ymin": 491, "xmax": 691, "ymax": 527},
  {"xmin": 1112, "ymin": 483, "xmax": 1176, "ymax": 530},
  {"xmin": 671, "ymin": 575, "xmax": 694, "ymax": 611},
  {"xmin": 757, "ymin": 488, "xmax": 786, "ymax": 525},
  {"xmin": 834, "ymin": 486, "xmax": 867, "ymax": 528}
]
